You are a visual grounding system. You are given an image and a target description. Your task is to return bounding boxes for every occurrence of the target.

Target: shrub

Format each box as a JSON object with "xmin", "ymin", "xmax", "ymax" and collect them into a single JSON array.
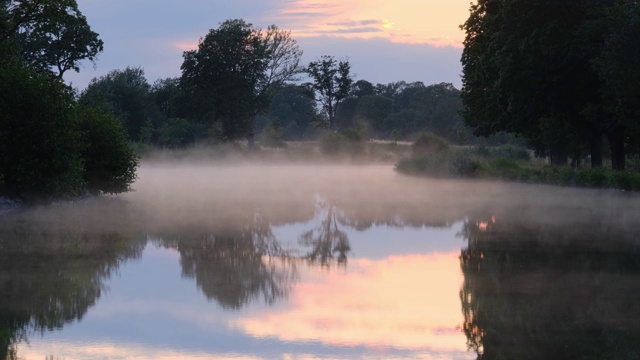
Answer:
[
  {"xmin": 320, "ymin": 131, "xmax": 364, "ymax": 156},
  {"xmin": 0, "ymin": 60, "xmax": 85, "ymax": 202},
  {"xmin": 158, "ymin": 118, "xmax": 189, "ymax": 148},
  {"xmin": 74, "ymin": 106, "xmax": 139, "ymax": 195},
  {"xmin": 412, "ymin": 132, "xmax": 450, "ymax": 157},
  {"xmin": 579, "ymin": 169, "xmax": 608, "ymax": 187},
  {"xmin": 396, "ymin": 149, "xmax": 479, "ymax": 178},
  {"xmin": 259, "ymin": 120, "xmax": 286, "ymax": 148},
  {"xmin": 494, "ymin": 145, "xmax": 531, "ymax": 161},
  {"xmin": 482, "ymin": 159, "xmax": 522, "ymax": 180}
]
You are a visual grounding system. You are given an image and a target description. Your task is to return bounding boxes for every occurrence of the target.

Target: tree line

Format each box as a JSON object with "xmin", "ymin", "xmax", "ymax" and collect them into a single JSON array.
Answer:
[
  {"xmin": 78, "ymin": 19, "xmax": 485, "ymax": 150},
  {"xmin": 461, "ymin": 0, "xmax": 640, "ymax": 170}
]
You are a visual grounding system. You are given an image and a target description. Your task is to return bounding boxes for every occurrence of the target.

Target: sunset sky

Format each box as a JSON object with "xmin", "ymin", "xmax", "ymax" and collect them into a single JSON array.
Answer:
[{"xmin": 66, "ymin": 0, "xmax": 470, "ymax": 90}]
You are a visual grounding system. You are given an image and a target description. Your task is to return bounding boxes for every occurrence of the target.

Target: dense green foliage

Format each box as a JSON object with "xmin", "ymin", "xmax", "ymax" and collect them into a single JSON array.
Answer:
[
  {"xmin": 79, "ymin": 67, "xmax": 161, "ymax": 141},
  {"xmin": 74, "ymin": 106, "xmax": 139, "ymax": 195},
  {"xmin": 3, "ymin": 0, "xmax": 103, "ymax": 79},
  {"xmin": 461, "ymin": 0, "xmax": 640, "ymax": 170},
  {"xmin": 180, "ymin": 19, "xmax": 302, "ymax": 144},
  {"xmin": 0, "ymin": 0, "xmax": 138, "ymax": 202},
  {"xmin": 0, "ymin": 57, "xmax": 85, "ymax": 201}
]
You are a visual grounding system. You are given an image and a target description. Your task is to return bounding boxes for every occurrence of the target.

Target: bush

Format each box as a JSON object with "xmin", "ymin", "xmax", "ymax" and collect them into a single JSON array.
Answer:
[
  {"xmin": 396, "ymin": 149, "xmax": 479, "ymax": 178},
  {"xmin": 412, "ymin": 132, "xmax": 450, "ymax": 157},
  {"xmin": 579, "ymin": 169, "xmax": 608, "ymax": 187},
  {"xmin": 493, "ymin": 145, "xmax": 531, "ymax": 161},
  {"xmin": 482, "ymin": 159, "xmax": 522, "ymax": 180},
  {"xmin": 0, "ymin": 59, "xmax": 85, "ymax": 202},
  {"xmin": 259, "ymin": 120, "xmax": 286, "ymax": 148},
  {"xmin": 158, "ymin": 118, "xmax": 189, "ymax": 148},
  {"xmin": 320, "ymin": 131, "xmax": 364, "ymax": 156},
  {"xmin": 74, "ymin": 106, "xmax": 139, "ymax": 195}
]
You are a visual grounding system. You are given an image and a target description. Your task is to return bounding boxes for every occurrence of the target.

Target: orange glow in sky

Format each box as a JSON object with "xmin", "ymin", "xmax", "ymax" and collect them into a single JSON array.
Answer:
[
  {"xmin": 274, "ymin": 0, "xmax": 470, "ymax": 47},
  {"xmin": 232, "ymin": 252, "xmax": 468, "ymax": 353}
]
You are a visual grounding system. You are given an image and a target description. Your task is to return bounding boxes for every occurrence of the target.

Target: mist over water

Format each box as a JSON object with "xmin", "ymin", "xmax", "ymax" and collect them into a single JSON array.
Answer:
[{"xmin": 3, "ymin": 160, "xmax": 640, "ymax": 359}]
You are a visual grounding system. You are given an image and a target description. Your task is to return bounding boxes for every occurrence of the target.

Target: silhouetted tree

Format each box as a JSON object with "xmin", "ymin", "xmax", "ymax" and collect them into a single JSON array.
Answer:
[
  {"xmin": 180, "ymin": 19, "xmax": 302, "ymax": 145},
  {"xmin": 305, "ymin": 55, "xmax": 353, "ymax": 129}
]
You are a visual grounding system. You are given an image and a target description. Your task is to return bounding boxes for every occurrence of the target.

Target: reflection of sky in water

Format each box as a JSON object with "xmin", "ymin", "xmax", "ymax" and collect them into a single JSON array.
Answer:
[{"xmin": 17, "ymin": 222, "xmax": 474, "ymax": 360}]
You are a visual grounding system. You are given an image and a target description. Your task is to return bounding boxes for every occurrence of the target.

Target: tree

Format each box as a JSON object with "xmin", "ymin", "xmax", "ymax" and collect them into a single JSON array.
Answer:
[
  {"xmin": 180, "ymin": 19, "xmax": 302, "ymax": 144},
  {"xmin": 0, "ymin": 56, "xmax": 85, "ymax": 202},
  {"xmin": 0, "ymin": 2, "xmax": 137, "ymax": 202},
  {"xmin": 264, "ymin": 83, "xmax": 317, "ymax": 139},
  {"xmin": 459, "ymin": 0, "xmax": 638, "ymax": 169},
  {"xmin": 305, "ymin": 55, "xmax": 353, "ymax": 129},
  {"xmin": 79, "ymin": 67, "xmax": 160, "ymax": 142},
  {"xmin": 151, "ymin": 77, "xmax": 184, "ymax": 119},
  {"xmin": 3, "ymin": 0, "xmax": 103, "ymax": 79},
  {"xmin": 595, "ymin": 0, "xmax": 640, "ymax": 168},
  {"xmin": 74, "ymin": 106, "xmax": 139, "ymax": 195}
]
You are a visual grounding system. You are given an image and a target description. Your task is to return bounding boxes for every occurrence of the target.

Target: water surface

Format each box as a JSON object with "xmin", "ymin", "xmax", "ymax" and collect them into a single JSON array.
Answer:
[{"xmin": 2, "ymin": 164, "xmax": 640, "ymax": 359}]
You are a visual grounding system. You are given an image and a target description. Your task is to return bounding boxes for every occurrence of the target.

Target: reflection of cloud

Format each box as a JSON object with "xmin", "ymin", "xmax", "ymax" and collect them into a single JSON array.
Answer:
[
  {"xmin": 18, "ymin": 341, "xmax": 260, "ymax": 360},
  {"xmin": 231, "ymin": 252, "xmax": 468, "ymax": 353}
]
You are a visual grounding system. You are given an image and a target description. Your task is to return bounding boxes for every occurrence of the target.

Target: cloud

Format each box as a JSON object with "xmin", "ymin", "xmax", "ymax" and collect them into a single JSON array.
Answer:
[
  {"xmin": 270, "ymin": 0, "xmax": 469, "ymax": 47},
  {"xmin": 326, "ymin": 19, "xmax": 383, "ymax": 27},
  {"xmin": 316, "ymin": 26, "xmax": 383, "ymax": 35},
  {"xmin": 65, "ymin": 0, "xmax": 465, "ymax": 91}
]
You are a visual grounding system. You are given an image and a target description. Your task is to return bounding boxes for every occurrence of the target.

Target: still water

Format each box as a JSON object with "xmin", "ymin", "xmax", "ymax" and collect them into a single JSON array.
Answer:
[{"xmin": 2, "ymin": 164, "xmax": 640, "ymax": 359}]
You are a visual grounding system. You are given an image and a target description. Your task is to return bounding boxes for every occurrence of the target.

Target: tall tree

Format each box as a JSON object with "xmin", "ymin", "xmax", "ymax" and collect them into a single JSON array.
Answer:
[
  {"xmin": 0, "ymin": 1, "xmax": 137, "ymax": 202},
  {"xmin": 3, "ymin": 0, "xmax": 103, "ymax": 80},
  {"xmin": 595, "ymin": 0, "xmax": 640, "ymax": 168},
  {"xmin": 305, "ymin": 55, "xmax": 353, "ymax": 129},
  {"xmin": 180, "ymin": 19, "xmax": 302, "ymax": 144},
  {"xmin": 460, "ymin": 0, "xmax": 623, "ymax": 169}
]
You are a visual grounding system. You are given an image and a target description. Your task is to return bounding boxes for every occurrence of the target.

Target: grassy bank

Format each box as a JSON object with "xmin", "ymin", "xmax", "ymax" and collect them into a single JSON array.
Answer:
[{"xmin": 396, "ymin": 138, "xmax": 640, "ymax": 191}]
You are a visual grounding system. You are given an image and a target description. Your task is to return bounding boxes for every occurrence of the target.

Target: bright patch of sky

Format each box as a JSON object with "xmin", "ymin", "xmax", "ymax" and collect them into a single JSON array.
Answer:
[{"xmin": 66, "ymin": 0, "xmax": 469, "ymax": 90}]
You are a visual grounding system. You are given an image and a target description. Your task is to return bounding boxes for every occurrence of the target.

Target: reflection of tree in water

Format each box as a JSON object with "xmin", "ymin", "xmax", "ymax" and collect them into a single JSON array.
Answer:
[
  {"xmin": 0, "ymin": 201, "xmax": 144, "ymax": 360},
  {"xmin": 155, "ymin": 212, "xmax": 297, "ymax": 310},
  {"xmin": 459, "ymin": 210, "xmax": 640, "ymax": 360},
  {"xmin": 298, "ymin": 197, "xmax": 351, "ymax": 268}
]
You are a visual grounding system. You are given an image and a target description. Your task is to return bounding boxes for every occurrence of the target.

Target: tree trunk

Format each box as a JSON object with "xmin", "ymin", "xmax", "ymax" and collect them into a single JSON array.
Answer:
[
  {"xmin": 327, "ymin": 102, "xmax": 334, "ymax": 130},
  {"xmin": 590, "ymin": 133, "xmax": 603, "ymax": 169},
  {"xmin": 549, "ymin": 144, "xmax": 568, "ymax": 167},
  {"xmin": 607, "ymin": 129, "xmax": 625, "ymax": 171}
]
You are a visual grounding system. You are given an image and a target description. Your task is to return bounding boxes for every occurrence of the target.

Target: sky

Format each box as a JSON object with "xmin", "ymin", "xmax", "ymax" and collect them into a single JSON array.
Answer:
[{"xmin": 65, "ymin": 0, "xmax": 471, "ymax": 91}]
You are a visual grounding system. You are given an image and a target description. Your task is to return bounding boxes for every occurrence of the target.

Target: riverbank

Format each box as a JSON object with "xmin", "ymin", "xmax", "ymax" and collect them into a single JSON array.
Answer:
[{"xmin": 395, "ymin": 146, "xmax": 640, "ymax": 191}]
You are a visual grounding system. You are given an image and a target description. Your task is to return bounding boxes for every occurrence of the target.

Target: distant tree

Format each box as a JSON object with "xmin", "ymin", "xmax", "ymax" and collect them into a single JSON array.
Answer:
[
  {"xmin": 350, "ymin": 79, "xmax": 375, "ymax": 98},
  {"xmin": 354, "ymin": 95, "xmax": 393, "ymax": 136},
  {"xmin": 79, "ymin": 67, "xmax": 160, "ymax": 142},
  {"xmin": 265, "ymin": 84, "xmax": 317, "ymax": 139},
  {"xmin": 3, "ymin": 0, "xmax": 103, "ymax": 79},
  {"xmin": 180, "ymin": 19, "xmax": 302, "ymax": 145},
  {"xmin": 151, "ymin": 77, "xmax": 184, "ymax": 119},
  {"xmin": 375, "ymin": 81, "xmax": 406, "ymax": 99},
  {"xmin": 305, "ymin": 55, "xmax": 353, "ymax": 129}
]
